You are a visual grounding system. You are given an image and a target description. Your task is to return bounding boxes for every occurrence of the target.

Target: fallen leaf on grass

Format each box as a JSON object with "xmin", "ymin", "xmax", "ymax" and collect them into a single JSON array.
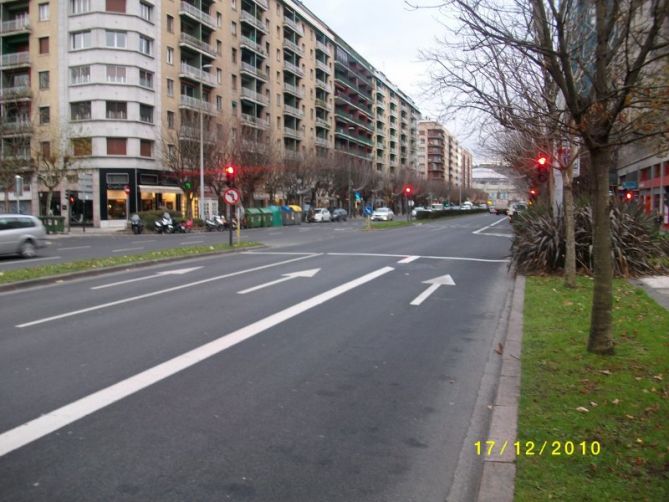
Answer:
[
  {"xmin": 625, "ymin": 414, "xmax": 635, "ymax": 420},
  {"xmin": 600, "ymin": 370, "xmax": 612, "ymax": 376},
  {"xmin": 576, "ymin": 407, "xmax": 590, "ymax": 413},
  {"xmin": 652, "ymin": 374, "xmax": 663, "ymax": 381},
  {"xmin": 612, "ymin": 399, "xmax": 620, "ymax": 405},
  {"xmin": 590, "ymin": 401, "xmax": 598, "ymax": 407}
]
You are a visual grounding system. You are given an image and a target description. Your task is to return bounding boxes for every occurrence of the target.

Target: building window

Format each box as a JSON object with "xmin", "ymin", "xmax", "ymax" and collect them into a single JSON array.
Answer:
[
  {"xmin": 39, "ymin": 107, "xmax": 50, "ymax": 124},
  {"xmin": 139, "ymin": 2, "xmax": 152, "ymax": 22},
  {"xmin": 216, "ymin": 96, "xmax": 222, "ymax": 111},
  {"xmin": 167, "ymin": 79, "xmax": 174, "ymax": 97},
  {"xmin": 167, "ymin": 144, "xmax": 175, "ymax": 159},
  {"xmin": 70, "ymin": 65, "xmax": 90, "ymax": 84},
  {"xmin": 105, "ymin": 0, "xmax": 126, "ymax": 13},
  {"xmin": 217, "ymin": 68, "xmax": 222, "ymax": 84},
  {"xmin": 106, "ymin": 65, "xmax": 126, "ymax": 83},
  {"xmin": 106, "ymin": 101, "xmax": 127, "ymax": 120},
  {"xmin": 217, "ymin": 40, "xmax": 222, "ymax": 55},
  {"xmin": 217, "ymin": 12, "xmax": 222, "ymax": 27},
  {"xmin": 72, "ymin": 137, "xmax": 92, "ymax": 156},
  {"xmin": 140, "ymin": 140, "xmax": 153, "ymax": 157},
  {"xmin": 38, "ymin": 71, "xmax": 49, "ymax": 90},
  {"xmin": 107, "ymin": 138, "xmax": 127, "ymax": 155},
  {"xmin": 166, "ymin": 15, "xmax": 174, "ymax": 33},
  {"xmin": 71, "ymin": 101, "xmax": 91, "ymax": 120},
  {"xmin": 139, "ymin": 36, "xmax": 152, "ymax": 56},
  {"xmin": 167, "ymin": 111, "xmax": 175, "ymax": 129},
  {"xmin": 231, "ymin": 75, "xmax": 237, "ymax": 90},
  {"xmin": 231, "ymin": 22, "xmax": 237, "ymax": 36},
  {"xmin": 39, "ymin": 37, "xmax": 49, "ymax": 54},
  {"xmin": 231, "ymin": 0, "xmax": 236, "ymax": 9},
  {"xmin": 41, "ymin": 142, "xmax": 51, "ymax": 158},
  {"xmin": 39, "ymin": 3, "xmax": 49, "ymax": 21},
  {"xmin": 70, "ymin": 0, "xmax": 91, "ymax": 14},
  {"xmin": 70, "ymin": 31, "xmax": 91, "ymax": 50},
  {"xmin": 106, "ymin": 30, "xmax": 127, "ymax": 48},
  {"xmin": 140, "ymin": 104, "xmax": 154, "ymax": 123},
  {"xmin": 139, "ymin": 70, "xmax": 153, "ymax": 89},
  {"xmin": 167, "ymin": 47, "xmax": 174, "ymax": 65},
  {"xmin": 231, "ymin": 48, "xmax": 237, "ymax": 63}
]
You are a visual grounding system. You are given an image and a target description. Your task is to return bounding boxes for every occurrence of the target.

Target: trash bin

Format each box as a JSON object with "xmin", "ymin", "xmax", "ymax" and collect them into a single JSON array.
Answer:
[
  {"xmin": 244, "ymin": 208, "xmax": 263, "ymax": 228},
  {"xmin": 289, "ymin": 205, "xmax": 302, "ymax": 225},
  {"xmin": 281, "ymin": 205, "xmax": 295, "ymax": 225},
  {"xmin": 267, "ymin": 206, "xmax": 283, "ymax": 227},
  {"xmin": 258, "ymin": 208, "xmax": 273, "ymax": 227},
  {"xmin": 39, "ymin": 216, "xmax": 65, "ymax": 234}
]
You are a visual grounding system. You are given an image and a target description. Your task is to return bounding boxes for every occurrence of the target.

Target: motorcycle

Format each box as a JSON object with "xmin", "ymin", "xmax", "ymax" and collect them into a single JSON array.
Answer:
[
  {"xmin": 130, "ymin": 214, "xmax": 144, "ymax": 234},
  {"xmin": 154, "ymin": 212, "xmax": 175, "ymax": 234},
  {"xmin": 204, "ymin": 215, "xmax": 226, "ymax": 231},
  {"xmin": 176, "ymin": 218, "xmax": 193, "ymax": 233}
]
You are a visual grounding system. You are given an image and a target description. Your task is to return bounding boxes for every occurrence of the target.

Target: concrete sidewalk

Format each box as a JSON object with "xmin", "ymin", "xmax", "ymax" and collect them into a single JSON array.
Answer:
[
  {"xmin": 46, "ymin": 225, "xmax": 127, "ymax": 238},
  {"xmin": 632, "ymin": 275, "xmax": 669, "ymax": 310}
]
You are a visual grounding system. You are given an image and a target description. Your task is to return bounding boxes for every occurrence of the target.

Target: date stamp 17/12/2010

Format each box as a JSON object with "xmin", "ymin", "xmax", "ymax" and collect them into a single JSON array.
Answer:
[{"xmin": 475, "ymin": 440, "xmax": 601, "ymax": 457}]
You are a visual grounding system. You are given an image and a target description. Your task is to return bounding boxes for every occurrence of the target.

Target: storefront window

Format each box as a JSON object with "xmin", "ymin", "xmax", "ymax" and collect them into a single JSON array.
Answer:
[{"xmin": 107, "ymin": 189, "xmax": 127, "ymax": 219}]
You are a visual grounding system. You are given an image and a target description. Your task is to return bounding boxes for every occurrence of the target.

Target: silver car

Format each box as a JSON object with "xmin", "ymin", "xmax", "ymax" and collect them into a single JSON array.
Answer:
[
  {"xmin": 371, "ymin": 207, "xmax": 394, "ymax": 221},
  {"xmin": 0, "ymin": 214, "xmax": 49, "ymax": 258}
]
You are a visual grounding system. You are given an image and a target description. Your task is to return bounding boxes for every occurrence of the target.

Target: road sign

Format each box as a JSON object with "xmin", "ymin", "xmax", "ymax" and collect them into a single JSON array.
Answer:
[
  {"xmin": 223, "ymin": 188, "xmax": 241, "ymax": 206},
  {"xmin": 363, "ymin": 205, "xmax": 373, "ymax": 216}
]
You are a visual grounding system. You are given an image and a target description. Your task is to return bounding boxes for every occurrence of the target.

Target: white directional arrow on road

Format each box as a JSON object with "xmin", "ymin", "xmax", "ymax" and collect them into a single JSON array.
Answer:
[
  {"xmin": 238, "ymin": 268, "xmax": 321, "ymax": 295},
  {"xmin": 410, "ymin": 274, "xmax": 456, "ymax": 306},
  {"xmin": 91, "ymin": 267, "xmax": 203, "ymax": 290}
]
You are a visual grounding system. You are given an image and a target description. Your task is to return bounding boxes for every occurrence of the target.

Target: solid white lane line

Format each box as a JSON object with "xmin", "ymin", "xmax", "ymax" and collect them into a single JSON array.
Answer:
[
  {"xmin": 57, "ymin": 246, "xmax": 91, "ymax": 251},
  {"xmin": 327, "ymin": 252, "xmax": 509, "ymax": 263},
  {"xmin": 397, "ymin": 256, "xmax": 420, "ymax": 264},
  {"xmin": 0, "ymin": 266, "xmax": 394, "ymax": 458},
  {"xmin": 112, "ymin": 247, "xmax": 144, "ymax": 253},
  {"xmin": 16, "ymin": 254, "xmax": 321, "ymax": 328},
  {"xmin": 91, "ymin": 267, "xmax": 203, "ymax": 290},
  {"xmin": 242, "ymin": 251, "xmax": 318, "ymax": 256},
  {"xmin": 473, "ymin": 217, "xmax": 508, "ymax": 234}
]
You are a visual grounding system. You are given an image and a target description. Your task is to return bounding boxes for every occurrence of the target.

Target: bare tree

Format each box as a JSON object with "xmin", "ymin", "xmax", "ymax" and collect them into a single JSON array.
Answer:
[
  {"xmin": 416, "ymin": 0, "xmax": 669, "ymax": 354},
  {"xmin": 0, "ymin": 105, "xmax": 33, "ymax": 212}
]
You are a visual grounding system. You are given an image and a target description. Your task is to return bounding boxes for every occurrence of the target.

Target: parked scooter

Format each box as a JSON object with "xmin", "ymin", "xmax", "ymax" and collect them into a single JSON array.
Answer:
[
  {"xmin": 176, "ymin": 218, "xmax": 193, "ymax": 233},
  {"xmin": 204, "ymin": 214, "xmax": 226, "ymax": 231},
  {"xmin": 154, "ymin": 212, "xmax": 175, "ymax": 234},
  {"xmin": 130, "ymin": 214, "xmax": 144, "ymax": 234}
]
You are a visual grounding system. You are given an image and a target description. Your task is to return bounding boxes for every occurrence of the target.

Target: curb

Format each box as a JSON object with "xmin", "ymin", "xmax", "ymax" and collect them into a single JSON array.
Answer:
[{"xmin": 476, "ymin": 274, "xmax": 525, "ymax": 502}]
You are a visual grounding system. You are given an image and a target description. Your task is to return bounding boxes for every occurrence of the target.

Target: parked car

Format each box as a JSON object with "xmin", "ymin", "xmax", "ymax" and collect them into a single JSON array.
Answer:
[
  {"xmin": 331, "ymin": 208, "xmax": 348, "ymax": 222},
  {"xmin": 0, "ymin": 214, "xmax": 49, "ymax": 258},
  {"xmin": 371, "ymin": 207, "xmax": 394, "ymax": 221},
  {"xmin": 310, "ymin": 208, "xmax": 331, "ymax": 222},
  {"xmin": 461, "ymin": 201, "xmax": 473, "ymax": 210},
  {"xmin": 411, "ymin": 206, "xmax": 428, "ymax": 217},
  {"xmin": 507, "ymin": 203, "xmax": 528, "ymax": 219}
]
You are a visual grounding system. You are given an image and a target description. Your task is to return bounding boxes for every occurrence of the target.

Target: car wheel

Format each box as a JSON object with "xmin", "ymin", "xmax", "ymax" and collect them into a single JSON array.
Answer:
[{"xmin": 19, "ymin": 240, "xmax": 37, "ymax": 258}]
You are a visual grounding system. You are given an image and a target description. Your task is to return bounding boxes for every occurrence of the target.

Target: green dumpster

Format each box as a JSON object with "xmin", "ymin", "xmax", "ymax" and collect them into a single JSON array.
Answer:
[
  {"xmin": 289, "ymin": 205, "xmax": 302, "ymax": 225},
  {"xmin": 245, "ymin": 208, "xmax": 263, "ymax": 228},
  {"xmin": 258, "ymin": 208, "xmax": 273, "ymax": 227},
  {"xmin": 267, "ymin": 206, "xmax": 283, "ymax": 227},
  {"xmin": 39, "ymin": 216, "xmax": 65, "ymax": 234}
]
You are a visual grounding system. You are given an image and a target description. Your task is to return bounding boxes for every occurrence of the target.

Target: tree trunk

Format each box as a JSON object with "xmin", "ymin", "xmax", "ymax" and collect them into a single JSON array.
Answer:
[
  {"xmin": 563, "ymin": 159, "xmax": 576, "ymax": 288},
  {"xmin": 587, "ymin": 146, "xmax": 614, "ymax": 355}
]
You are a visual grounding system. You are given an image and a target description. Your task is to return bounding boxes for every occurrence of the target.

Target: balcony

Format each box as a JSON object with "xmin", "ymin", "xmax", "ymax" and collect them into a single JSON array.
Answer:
[
  {"xmin": 315, "ymin": 137, "xmax": 329, "ymax": 147},
  {"xmin": 241, "ymin": 114, "xmax": 269, "ymax": 129},
  {"xmin": 335, "ymin": 93, "xmax": 372, "ymax": 116},
  {"xmin": 283, "ymin": 82, "xmax": 304, "ymax": 98},
  {"xmin": 179, "ymin": 2, "xmax": 216, "ymax": 30},
  {"xmin": 335, "ymin": 128, "xmax": 373, "ymax": 147},
  {"xmin": 315, "ymin": 117, "xmax": 330, "ymax": 129},
  {"xmin": 240, "ymin": 11, "xmax": 267, "ymax": 34},
  {"xmin": 315, "ymin": 79, "xmax": 330, "ymax": 93},
  {"xmin": 283, "ymin": 17, "xmax": 304, "ymax": 36},
  {"xmin": 316, "ymin": 40, "xmax": 329, "ymax": 54},
  {"xmin": 251, "ymin": 0, "xmax": 269, "ymax": 10},
  {"xmin": 240, "ymin": 36, "xmax": 267, "ymax": 57},
  {"xmin": 180, "ymin": 62, "xmax": 217, "ymax": 86},
  {"xmin": 335, "ymin": 110, "xmax": 373, "ymax": 133},
  {"xmin": 283, "ymin": 127, "xmax": 303, "ymax": 140},
  {"xmin": 179, "ymin": 33, "xmax": 217, "ymax": 58},
  {"xmin": 2, "ymin": 119, "xmax": 31, "ymax": 134},
  {"xmin": 284, "ymin": 104, "xmax": 304, "ymax": 118},
  {"xmin": 315, "ymin": 60, "xmax": 329, "ymax": 74},
  {"xmin": 240, "ymin": 62, "xmax": 268, "ymax": 81},
  {"xmin": 0, "ymin": 51, "xmax": 30, "ymax": 68},
  {"xmin": 0, "ymin": 16, "xmax": 30, "ymax": 36},
  {"xmin": 282, "ymin": 39, "xmax": 303, "ymax": 56},
  {"xmin": 0, "ymin": 85, "xmax": 32, "ymax": 101},
  {"xmin": 240, "ymin": 87, "xmax": 269, "ymax": 105},
  {"xmin": 315, "ymin": 98, "xmax": 329, "ymax": 109},
  {"xmin": 283, "ymin": 61, "xmax": 303, "ymax": 78},
  {"xmin": 179, "ymin": 95, "xmax": 215, "ymax": 114}
]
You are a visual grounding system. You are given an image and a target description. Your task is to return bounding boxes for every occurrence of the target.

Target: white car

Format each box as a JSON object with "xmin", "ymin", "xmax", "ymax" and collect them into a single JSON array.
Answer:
[
  {"xmin": 311, "ymin": 208, "xmax": 331, "ymax": 222},
  {"xmin": 0, "ymin": 214, "xmax": 49, "ymax": 258},
  {"xmin": 371, "ymin": 207, "xmax": 394, "ymax": 221}
]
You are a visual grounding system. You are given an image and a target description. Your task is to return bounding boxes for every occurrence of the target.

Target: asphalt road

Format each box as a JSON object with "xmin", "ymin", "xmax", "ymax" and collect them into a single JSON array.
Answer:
[{"xmin": 0, "ymin": 213, "xmax": 514, "ymax": 501}]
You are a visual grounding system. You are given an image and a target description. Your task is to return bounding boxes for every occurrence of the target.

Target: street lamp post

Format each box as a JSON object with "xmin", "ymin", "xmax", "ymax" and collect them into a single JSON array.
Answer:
[{"xmin": 199, "ymin": 64, "xmax": 212, "ymax": 220}]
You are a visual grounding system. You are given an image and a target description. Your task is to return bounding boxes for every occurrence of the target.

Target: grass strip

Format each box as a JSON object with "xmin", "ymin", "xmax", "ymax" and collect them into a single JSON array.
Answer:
[
  {"xmin": 515, "ymin": 275, "xmax": 668, "ymax": 501},
  {"xmin": 367, "ymin": 220, "xmax": 413, "ymax": 230},
  {"xmin": 0, "ymin": 242, "xmax": 260, "ymax": 285}
]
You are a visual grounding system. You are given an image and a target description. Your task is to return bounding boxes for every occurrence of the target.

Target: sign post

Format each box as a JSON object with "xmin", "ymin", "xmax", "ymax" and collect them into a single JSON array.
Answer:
[
  {"xmin": 223, "ymin": 188, "xmax": 241, "ymax": 247},
  {"xmin": 14, "ymin": 175, "xmax": 23, "ymax": 214}
]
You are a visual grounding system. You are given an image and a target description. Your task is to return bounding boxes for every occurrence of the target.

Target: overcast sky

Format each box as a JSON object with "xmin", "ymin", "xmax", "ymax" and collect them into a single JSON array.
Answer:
[{"xmin": 299, "ymin": 0, "xmax": 447, "ymax": 119}]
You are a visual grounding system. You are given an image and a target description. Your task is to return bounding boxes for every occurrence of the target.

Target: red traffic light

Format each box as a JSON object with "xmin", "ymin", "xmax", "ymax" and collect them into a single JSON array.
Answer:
[
  {"xmin": 68, "ymin": 194, "xmax": 75, "ymax": 205},
  {"xmin": 224, "ymin": 165, "xmax": 236, "ymax": 176},
  {"xmin": 625, "ymin": 191, "xmax": 633, "ymax": 201},
  {"xmin": 403, "ymin": 184, "xmax": 414, "ymax": 196},
  {"xmin": 535, "ymin": 153, "xmax": 549, "ymax": 168}
]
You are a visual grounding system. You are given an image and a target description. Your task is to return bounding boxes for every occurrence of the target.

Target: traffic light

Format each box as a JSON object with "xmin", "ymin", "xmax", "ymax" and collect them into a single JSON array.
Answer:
[
  {"xmin": 535, "ymin": 153, "xmax": 550, "ymax": 183},
  {"xmin": 182, "ymin": 180, "xmax": 192, "ymax": 191},
  {"xmin": 535, "ymin": 153, "xmax": 549, "ymax": 168},
  {"xmin": 225, "ymin": 164, "xmax": 236, "ymax": 186},
  {"xmin": 529, "ymin": 187, "xmax": 539, "ymax": 203},
  {"xmin": 403, "ymin": 184, "xmax": 414, "ymax": 197},
  {"xmin": 624, "ymin": 191, "xmax": 633, "ymax": 202},
  {"xmin": 68, "ymin": 193, "xmax": 75, "ymax": 205}
]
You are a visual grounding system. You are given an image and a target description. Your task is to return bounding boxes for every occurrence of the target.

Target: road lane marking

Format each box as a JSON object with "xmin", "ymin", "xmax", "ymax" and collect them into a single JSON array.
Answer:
[
  {"xmin": 132, "ymin": 240, "xmax": 156, "ymax": 244},
  {"xmin": 0, "ymin": 256, "xmax": 61, "ymax": 267},
  {"xmin": 112, "ymin": 247, "xmax": 145, "ymax": 253},
  {"xmin": 16, "ymin": 254, "xmax": 321, "ymax": 328},
  {"xmin": 397, "ymin": 256, "xmax": 420, "ymax": 264},
  {"xmin": 180, "ymin": 240, "xmax": 204, "ymax": 245},
  {"xmin": 473, "ymin": 218, "xmax": 508, "ymax": 235},
  {"xmin": 91, "ymin": 267, "xmax": 203, "ymax": 290},
  {"xmin": 410, "ymin": 274, "xmax": 456, "ymax": 306},
  {"xmin": 238, "ymin": 268, "xmax": 321, "ymax": 294},
  {"xmin": 327, "ymin": 252, "xmax": 509, "ymax": 263},
  {"xmin": 57, "ymin": 246, "xmax": 91, "ymax": 251},
  {"xmin": 1, "ymin": 265, "xmax": 394, "ymax": 458},
  {"xmin": 242, "ymin": 251, "xmax": 319, "ymax": 256}
]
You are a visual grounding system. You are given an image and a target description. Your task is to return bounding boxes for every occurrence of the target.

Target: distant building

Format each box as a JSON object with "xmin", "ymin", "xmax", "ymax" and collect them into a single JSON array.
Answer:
[
  {"xmin": 472, "ymin": 165, "xmax": 526, "ymax": 202},
  {"xmin": 417, "ymin": 120, "xmax": 472, "ymax": 190}
]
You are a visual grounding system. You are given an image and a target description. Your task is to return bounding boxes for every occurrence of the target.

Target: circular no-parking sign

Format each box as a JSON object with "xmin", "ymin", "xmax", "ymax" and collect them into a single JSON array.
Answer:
[{"xmin": 223, "ymin": 188, "xmax": 241, "ymax": 206}]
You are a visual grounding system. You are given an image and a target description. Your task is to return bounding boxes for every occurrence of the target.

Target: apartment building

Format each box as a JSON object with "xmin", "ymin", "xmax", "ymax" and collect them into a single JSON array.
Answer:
[
  {"xmin": 1, "ymin": 0, "xmax": 421, "ymax": 226},
  {"xmin": 417, "ymin": 120, "xmax": 472, "ymax": 191}
]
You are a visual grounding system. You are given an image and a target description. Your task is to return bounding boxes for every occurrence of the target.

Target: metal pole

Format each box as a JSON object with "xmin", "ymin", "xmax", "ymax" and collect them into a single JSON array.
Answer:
[
  {"xmin": 347, "ymin": 164, "xmax": 352, "ymax": 217},
  {"xmin": 199, "ymin": 81, "xmax": 205, "ymax": 221},
  {"xmin": 227, "ymin": 204, "xmax": 233, "ymax": 246}
]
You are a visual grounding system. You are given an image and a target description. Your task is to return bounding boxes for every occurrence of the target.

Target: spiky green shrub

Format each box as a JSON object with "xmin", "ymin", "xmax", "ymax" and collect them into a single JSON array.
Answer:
[{"xmin": 510, "ymin": 202, "xmax": 667, "ymax": 277}]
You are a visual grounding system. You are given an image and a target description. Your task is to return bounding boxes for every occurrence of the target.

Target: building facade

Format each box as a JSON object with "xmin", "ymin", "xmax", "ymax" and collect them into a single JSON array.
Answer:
[
  {"xmin": 0, "ymin": 0, "xmax": 421, "ymax": 226},
  {"xmin": 417, "ymin": 120, "xmax": 471, "ymax": 191}
]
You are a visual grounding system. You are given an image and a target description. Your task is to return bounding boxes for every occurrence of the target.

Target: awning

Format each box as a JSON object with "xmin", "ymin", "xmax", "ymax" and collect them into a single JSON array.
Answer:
[{"xmin": 138, "ymin": 185, "xmax": 183, "ymax": 194}]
